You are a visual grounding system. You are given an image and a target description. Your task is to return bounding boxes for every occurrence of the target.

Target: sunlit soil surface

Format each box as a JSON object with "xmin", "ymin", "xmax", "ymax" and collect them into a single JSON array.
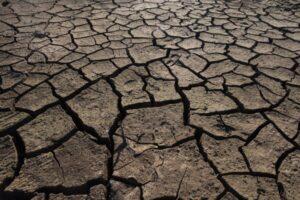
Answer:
[{"xmin": 0, "ymin": 0, "xmax": 299, "ymax": 199}]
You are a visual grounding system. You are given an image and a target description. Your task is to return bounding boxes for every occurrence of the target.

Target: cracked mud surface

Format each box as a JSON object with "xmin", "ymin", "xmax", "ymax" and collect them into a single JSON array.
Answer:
[{"xmin": 0, "ymin": 0, "xmax": 299, "ymax": 199}]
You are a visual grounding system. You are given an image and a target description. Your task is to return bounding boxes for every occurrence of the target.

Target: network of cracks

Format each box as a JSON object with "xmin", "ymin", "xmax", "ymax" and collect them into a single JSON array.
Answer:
[{"xmin": 0, "ymin": 0, "xmax": 299, "ymax": 199}]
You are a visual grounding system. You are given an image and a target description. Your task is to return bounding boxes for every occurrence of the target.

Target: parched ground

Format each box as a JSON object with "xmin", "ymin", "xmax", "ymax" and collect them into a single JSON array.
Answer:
[{"xmin": 0, "ymin": 0, "xmax": 299, "ymax": 199}]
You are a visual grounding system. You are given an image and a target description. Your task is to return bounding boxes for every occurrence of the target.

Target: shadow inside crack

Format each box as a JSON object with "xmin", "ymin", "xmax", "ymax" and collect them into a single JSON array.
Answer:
[{"xmin": 0, "ymin": 191, "xmax": 34, "ymax": 200}]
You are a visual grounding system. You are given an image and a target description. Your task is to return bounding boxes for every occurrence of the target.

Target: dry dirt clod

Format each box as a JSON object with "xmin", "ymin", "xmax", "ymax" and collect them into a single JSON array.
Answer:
[{"xmin": 0, "ymin": 0, "xmax": 299, "ymax": 199}]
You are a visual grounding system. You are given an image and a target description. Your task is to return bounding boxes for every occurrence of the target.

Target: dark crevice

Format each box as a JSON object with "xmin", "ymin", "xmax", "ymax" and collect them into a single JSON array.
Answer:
[
  {"xmin": 25, "ymin": 128, "xmax": 78, "ymax": 158},
  {"xmin": 194, "ymin": 129, "xmax": 247, "ymax": 200},
  {"xmin": 36, "ymin": 178, "xmax": 107, "ymax": 196},
  {"xmin": 0, "ymin": 132, "xmax": 26, "ymax": 191}
]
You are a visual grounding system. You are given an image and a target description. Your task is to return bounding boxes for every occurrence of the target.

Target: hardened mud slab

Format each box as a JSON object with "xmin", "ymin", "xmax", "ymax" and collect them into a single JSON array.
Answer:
[{"xmin": 0, "ymin": 0, "xmax": 299, "ymax": 199}]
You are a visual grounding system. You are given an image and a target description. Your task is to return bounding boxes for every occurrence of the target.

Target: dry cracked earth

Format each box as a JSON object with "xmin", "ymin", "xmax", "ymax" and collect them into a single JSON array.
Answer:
[{"xmin": 0, "ymin": 0, "xmax": 300, "ymax": 199}]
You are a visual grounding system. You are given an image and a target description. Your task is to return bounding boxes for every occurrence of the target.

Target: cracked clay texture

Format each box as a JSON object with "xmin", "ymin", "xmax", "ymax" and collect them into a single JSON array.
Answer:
[{"xmin": 0, "ymin": 0, "xmax": 299, "ymax": 199}]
